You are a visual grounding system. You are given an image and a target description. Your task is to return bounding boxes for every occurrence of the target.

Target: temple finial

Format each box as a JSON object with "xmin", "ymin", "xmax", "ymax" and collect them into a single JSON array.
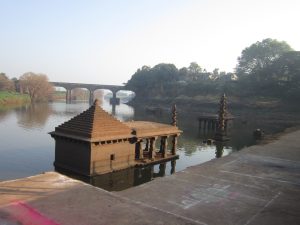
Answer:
[
  {"xmin": 216, "ymin": 93, "xmax": 227, "ymax": 134},
  {"xmin": 171, "ymin": 104, "xmax": 177, "ymax": 126}
]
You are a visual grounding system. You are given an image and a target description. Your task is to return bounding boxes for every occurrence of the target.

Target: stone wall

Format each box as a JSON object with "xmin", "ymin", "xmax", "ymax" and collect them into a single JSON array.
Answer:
[{"xmin": 90, "ymin": 141, "xmax": 135, "ymax": 175}]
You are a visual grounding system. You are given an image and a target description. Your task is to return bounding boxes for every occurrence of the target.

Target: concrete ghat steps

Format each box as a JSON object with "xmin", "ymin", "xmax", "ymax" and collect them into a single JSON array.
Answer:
[{"xmin": 1, "ymin": 129, "xmax": 300, "ymax": 225}]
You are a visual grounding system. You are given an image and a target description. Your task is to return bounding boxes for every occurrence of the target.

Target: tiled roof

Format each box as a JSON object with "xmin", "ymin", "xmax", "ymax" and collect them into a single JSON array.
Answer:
[
  {"xmin": 124, "ymin": 121, "xmax": 182, "ymax": 138},
  {"xmin": 54, "ymin": 100, "xmax": 132, "ymax": 141}
]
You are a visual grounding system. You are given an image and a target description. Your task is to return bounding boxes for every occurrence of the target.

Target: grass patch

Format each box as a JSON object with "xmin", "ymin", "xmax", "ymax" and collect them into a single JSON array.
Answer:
[{"xmin": 0, "ymin": 91, "xmax": 30, "ymax": 106}]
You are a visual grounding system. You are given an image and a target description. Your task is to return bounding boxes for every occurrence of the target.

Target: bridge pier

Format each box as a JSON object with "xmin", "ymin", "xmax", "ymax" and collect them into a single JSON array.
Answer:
[
  {"xmin": 110, "ymin": 91, "xmax": 120, "ymax": 115},
  {"xmin": 89, "ymin": 89, "xmax": 94, "ymax": 105},
  {"xmin": 66, "ymin": 89, "xmax": 72, "ymax": 104},
  {"xmin": 109, "ymin": 91, "xmax": 120, "ymax": 105},
  {"xmin": 112, "ymin": 104, "xmax": 116, "ymax": 115}
]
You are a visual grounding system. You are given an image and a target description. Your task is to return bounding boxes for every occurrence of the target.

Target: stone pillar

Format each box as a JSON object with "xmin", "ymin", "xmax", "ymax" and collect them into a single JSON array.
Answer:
[
  {"xmin": 160, "ymin": 136, "xmax": 168, "ymax": 158},
  {"xmin": 150, "ymin": 165, "xmax": 154, "ymax": 178},
  {"xmin": 112, "ymin": 104, "xmax": 116, "ymax": 115},
  {"xmin": 149, "ymin": 137, "xmax": 157, "ymax": 160},
  {"xmin": 110, "ymin": 91, "xmax": 120, "ymax": 105},
  {"xmin": 89, "ymin": 89, "xmax": 94, "ymax": 105},
  {"xmin": 144, "ymin": 139, "xmax": 149, "ymax": 151},
  {"xmin": 135, "ymin": 140, "xmax": 143, "ymax": 160},
  {"xmin": 170, "ymin": 160, "xmax": 176, "ymax": 174},
  {"xmin": 159, "ymin": 163, "xmax": 166, "ymax": 176},
  {"xmin": 65, "ymin": 90, "xmax": 68, "ymax": 103},
  {"xmin": 198, "ymin": 120, "xmax": 202, "ymax": 130},
  {"xmin": 139, "ymin": 141, "xmax": 144, "ymax": 160},
  {"xmin": 171, "ymin": 135, "xmax": 178, "ymax": 155},
  {"xmin": 66, "ymin": 89, "xmax": 72, "ymax": 104}
]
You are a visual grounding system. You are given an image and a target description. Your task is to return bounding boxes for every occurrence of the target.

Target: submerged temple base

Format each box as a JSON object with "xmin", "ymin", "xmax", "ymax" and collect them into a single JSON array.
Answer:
[
  {"xmin": 135, "ymin": 154, "xmax": 179, "ymax": 167},
  {"xmin": 50, "ymin": 100, "xmax": 182, "ymax": 177}
]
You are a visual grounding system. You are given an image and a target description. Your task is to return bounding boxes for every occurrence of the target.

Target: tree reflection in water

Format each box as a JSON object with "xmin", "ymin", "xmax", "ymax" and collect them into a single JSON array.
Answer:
[
  {"xmin": 15, "ymin": 103, "xmax": 53, "ymax": 129},
  {"xmin": 0, "ymin": 110, "xmax": 9, "ymax": 122}
]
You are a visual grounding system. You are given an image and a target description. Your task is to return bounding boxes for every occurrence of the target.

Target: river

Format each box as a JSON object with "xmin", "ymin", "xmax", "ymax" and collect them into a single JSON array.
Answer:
[{"xmin": 0, "ymin": 100, "xmax": 297, "ymax": 191}]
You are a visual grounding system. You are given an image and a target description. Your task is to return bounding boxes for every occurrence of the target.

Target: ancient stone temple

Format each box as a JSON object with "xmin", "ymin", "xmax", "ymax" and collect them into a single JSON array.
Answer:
[{"xmin": 50, "ymin": 100, "xmax": 182, "ymax": 176}]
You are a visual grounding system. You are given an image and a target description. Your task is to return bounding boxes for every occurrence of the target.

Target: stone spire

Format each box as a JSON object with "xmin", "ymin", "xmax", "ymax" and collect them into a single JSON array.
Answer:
[
  {"xmin": 215, "ymin": 93, "xmax": 228, "ymax": 141},
  {"xmin": 171, "ymin": 104, "xmax": 177, "ymax": 127},
  {"xmin": 217, "ymin": 93, "xmax": 227, "ymax": 132}
]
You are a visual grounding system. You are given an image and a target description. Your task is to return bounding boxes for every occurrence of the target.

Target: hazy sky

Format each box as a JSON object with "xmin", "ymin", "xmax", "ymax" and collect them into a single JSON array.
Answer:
[{"xmin": 1, "ymin": 0, "xmax": 299, "ymax": 85}]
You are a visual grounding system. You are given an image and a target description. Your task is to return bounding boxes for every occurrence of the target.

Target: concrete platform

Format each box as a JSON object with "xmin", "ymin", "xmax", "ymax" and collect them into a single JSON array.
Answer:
[{"xmin": 1, "ymin": 129, "xmax": 300, "ymax": 225}]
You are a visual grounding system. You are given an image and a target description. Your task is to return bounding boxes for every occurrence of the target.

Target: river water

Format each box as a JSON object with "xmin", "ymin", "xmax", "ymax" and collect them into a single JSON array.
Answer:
[{"xmin": 0, "ymin": 100, "xmax": 297, "ymax": 191}]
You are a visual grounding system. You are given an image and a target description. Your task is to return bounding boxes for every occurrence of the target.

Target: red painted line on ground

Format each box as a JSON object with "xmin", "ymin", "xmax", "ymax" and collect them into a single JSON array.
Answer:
[{"xmin": 1, "ymin": 201, "xmax": 60, "ymax": 225}]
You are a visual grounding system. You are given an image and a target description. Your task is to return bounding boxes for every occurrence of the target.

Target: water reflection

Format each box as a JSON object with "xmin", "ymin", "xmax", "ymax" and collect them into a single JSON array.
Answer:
[
  {"xmin": 15, "ymin": 103, "xmax": 53, "ymax": 129},
  {"xmin": 56, "ymin": 160, "xmax": 176, "ymax": 191},
  {"xmin": 0, "ymin": 100, "xmax": 299, "ymax": 187},
  {"xmin": 98, "ymin": 101, "xmax": 134, "ymax": 121},
  {"xmin": 215, "ymin": 141, "xmax": 225, "ymax": 158},
  {"xmin": 0, "ymin": 110, "xmax": 9, "ymax": 122}
]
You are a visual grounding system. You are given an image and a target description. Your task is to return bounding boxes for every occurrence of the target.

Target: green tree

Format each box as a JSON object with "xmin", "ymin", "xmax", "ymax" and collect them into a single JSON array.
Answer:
[
  {"xmin": 210, "ymin": 68, "xmax": 220, "ymax": 80},
  {"xmin": 236, "ymin": 38, "xmax": 293, "ymax": 79},
  {"xmin": 179, "ymin": 62, "xmax": 209, "ymax": 81},
  {"xmin": 187, "ymin": 62, "xmax": 205, "ymax": 81},
  {"xmin": 126, "ymin": 63, "xmax": 179, "ymax": 98},
  {"xmin": 269, "ymin": 51, "xmax": 300, "ymax": 83},
  {"xmin": 259, "ymin": 51, "xmax": 300, "ymax": 98},
  {"xmin": 188, "ymin": 62, "xmax": 202, "ymax": 74}
]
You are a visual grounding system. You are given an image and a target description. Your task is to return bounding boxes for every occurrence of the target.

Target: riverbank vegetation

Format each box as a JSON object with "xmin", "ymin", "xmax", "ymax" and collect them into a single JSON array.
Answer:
[
  {"xmin": 0, "ymin": 91, "xmax": 30, "ymax": 106},
  {"xmin": 0, "ymin": 72, "xmax": 54, "ymax": 105},
  {"xmin": 126, "ymin": 38, "xmax": 300, "ymax": 108},
  {"xmin": 19, "ymin": 72, "xmax": 54, "ymax": 102}
]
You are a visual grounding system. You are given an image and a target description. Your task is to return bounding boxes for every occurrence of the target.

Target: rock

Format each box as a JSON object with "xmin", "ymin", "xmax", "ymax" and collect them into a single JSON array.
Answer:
[{"xmin": 253, "ymin": 129, "xmax": 264, "ymax": 139}]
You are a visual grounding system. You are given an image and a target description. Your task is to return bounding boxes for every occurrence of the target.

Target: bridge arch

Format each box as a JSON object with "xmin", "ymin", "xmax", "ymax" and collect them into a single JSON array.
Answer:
[
  {"xmin": 71, "ymin": 87, "xmax": 90, "ymax": 102},
  {"xmin": 115, "ymin": 90, "xmax": 136, "ymax": 104},
  {"xmin": 50, "ymin": 82, "xmax": 132, "ymax": 105}
]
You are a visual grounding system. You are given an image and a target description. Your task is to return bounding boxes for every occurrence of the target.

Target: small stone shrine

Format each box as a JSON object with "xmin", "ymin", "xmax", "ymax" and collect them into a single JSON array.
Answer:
[{"xmin": 50, "ymin": 100, "xmax": 182, "ymax": 176}]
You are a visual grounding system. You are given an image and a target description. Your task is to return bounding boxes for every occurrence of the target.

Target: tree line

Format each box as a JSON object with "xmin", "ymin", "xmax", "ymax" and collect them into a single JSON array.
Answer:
[
  {"xmin": 126, "ymin": 38, "xmax": 300, "ymax": 101},
  {"xmin": 2, "ymin": 38, "xmax": 299, "ymax": 103},
  {"xmin": 0, "ymin": 72, "xmax": 54, "ymax": 102}
]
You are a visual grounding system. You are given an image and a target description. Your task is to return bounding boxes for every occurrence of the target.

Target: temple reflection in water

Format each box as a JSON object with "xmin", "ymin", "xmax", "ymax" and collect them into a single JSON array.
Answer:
[{"xmin": 57, "ymin": 160, "xmax": 176, "ymax": 191}]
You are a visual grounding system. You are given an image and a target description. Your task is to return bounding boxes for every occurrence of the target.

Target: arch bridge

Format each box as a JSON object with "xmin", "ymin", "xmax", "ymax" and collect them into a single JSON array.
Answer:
[{"xmin": 51, "ymin": 82, "xmax": 129, "ymax": 105}]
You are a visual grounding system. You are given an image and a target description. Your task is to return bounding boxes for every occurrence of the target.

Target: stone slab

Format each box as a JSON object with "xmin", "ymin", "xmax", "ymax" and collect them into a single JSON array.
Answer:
[{"xmin": 1, "ymin": 129, "xmax": 300, "ymax": 225}]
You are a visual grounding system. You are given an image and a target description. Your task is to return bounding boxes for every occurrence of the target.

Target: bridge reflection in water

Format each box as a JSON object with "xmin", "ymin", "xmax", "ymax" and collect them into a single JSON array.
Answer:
[{"xmin": 56, "ymin": 160, "xmax": 176, "ymax": 192}]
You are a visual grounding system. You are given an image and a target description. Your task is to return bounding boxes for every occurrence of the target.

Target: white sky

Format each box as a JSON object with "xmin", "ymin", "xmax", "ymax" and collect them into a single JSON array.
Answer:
[{"xmin": 0, "ymin": 0, "xmax": 299, "ymax": 85}]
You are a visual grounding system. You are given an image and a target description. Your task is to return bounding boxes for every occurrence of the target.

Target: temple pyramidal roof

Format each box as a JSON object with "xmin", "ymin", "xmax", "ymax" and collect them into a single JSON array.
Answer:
[
  {"xmin": 52, "ymin": 99, "xmax": 182, "ymax": 142},
  {"xmin": 54, "ymin": 99, "xmax": 132, "ymax": 142},
  {"xmin": 124, "ymin": 121, "xmax": 181, "ymax": 138}
]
